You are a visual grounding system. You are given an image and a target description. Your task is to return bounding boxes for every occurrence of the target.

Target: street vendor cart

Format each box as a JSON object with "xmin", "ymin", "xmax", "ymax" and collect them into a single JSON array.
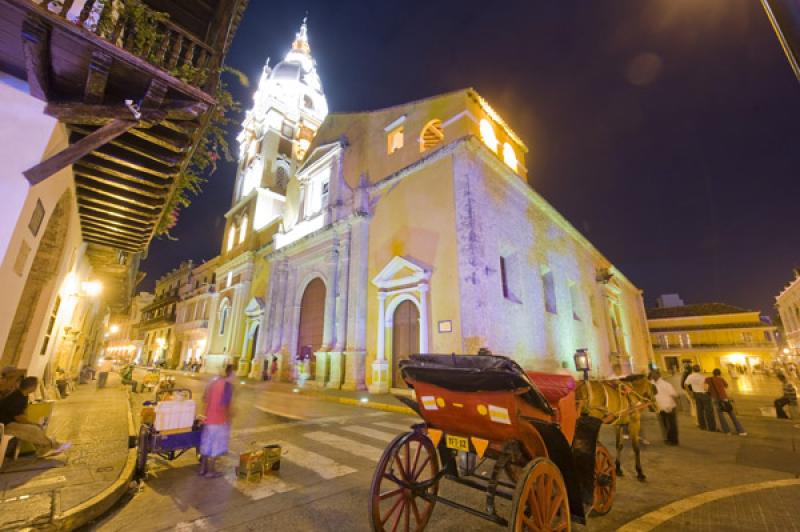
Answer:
[
  {"xmin": 368, "ymin": 353, "xmax": 615, "ymax": 532},
  {"xmin": 135, "ymin": 388, "xmax": 202, "ymax": 478}
]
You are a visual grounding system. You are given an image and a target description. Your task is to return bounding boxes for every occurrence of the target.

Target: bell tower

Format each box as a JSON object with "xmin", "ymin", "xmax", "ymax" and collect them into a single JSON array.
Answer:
[{"xmin": 229, "ymin": 18, "xmax": 328, "ymax": 235}]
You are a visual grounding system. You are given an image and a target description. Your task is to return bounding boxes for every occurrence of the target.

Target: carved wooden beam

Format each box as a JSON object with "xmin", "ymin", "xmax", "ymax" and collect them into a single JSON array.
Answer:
[
  {"xmin": 75, "ymin": 172, "xmax": 167, "ymax": 199},
  {"xmin": 81, "ymin": 224, "xmax": 147, "ymax": 245},
  {"xmin": 79, "ymin": 203, "xmax": 155, "ymax": 225},
  {"xmin": 21, "ymin": 17, "xmax": 49, "ymax": 100},
  {"xmin": 83, "ymin": 147, "xmax": 177, "ymax": 179},
  {"xmin": 85, "ymin": 51, "xmax": 112, "ymax": 104},
  {"xmin": 45, "ymin": 103, "xmax": 164, "ymax": 124},
  {"xmin": 82, "ymin": 235, "xmax": 142, "ymax": 253},
  {"xmin": 79, "ymin": 211, "xmax": 153, "ymax": 232},
  {"xmin": 24, "ymin": 119, "xmax": 136, "ymax": 185},
  {"xmin": 70, "ymin": 125, "xmax": 182, "ymax": 167},
  {"xmin": 77, "ymin": 191, "xmax": 160, "ymax": 217},
  {"xmin": 75, "ymin": 181, "xmax": 163, "ymax": 209},
  {"xmin": 74, "ymin": 161, "xmax": 169, "ymax": 189}
]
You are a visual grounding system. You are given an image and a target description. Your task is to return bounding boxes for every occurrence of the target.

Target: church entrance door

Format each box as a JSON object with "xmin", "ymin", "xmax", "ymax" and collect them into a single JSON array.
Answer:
[
  {"xmin": 297, "ymin": 278, "xmax": 325, "ymax": 380},
  {"xmin": 392, "ymin": 300, "xmax": 419, "ymax": 388}
]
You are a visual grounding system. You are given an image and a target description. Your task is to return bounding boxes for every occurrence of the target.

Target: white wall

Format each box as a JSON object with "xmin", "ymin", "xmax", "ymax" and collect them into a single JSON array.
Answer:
[{"xmin": 0, "ymin": 74, "xmax": 90, "ymax": 378}]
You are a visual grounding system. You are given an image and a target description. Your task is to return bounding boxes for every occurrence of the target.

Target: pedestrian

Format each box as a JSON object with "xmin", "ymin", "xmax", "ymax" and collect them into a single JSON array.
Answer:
[
  {"xmin": 650, "ymin": 370, "xmax": 679, "ymax": 445},
  {"xmin": 199, "ymin": 364, "xmax": 235, "ymax": 478},
  {"xmin": 0, "ymin": 376, "xmax": 71, "ymax": 457},
  {"xmin": 270, "ymin": 356, "xmax": 279, "ymax": 381},
  {"xmin": 684, "ymin": 365, "xmax": 716, "ymax": 431},
  {"xmin": 775, "ymin": 373, "xmax": 798, "ymax": 419},
  {"xmin": 97, "ymin": 357, "xmax": 112, "ymax": 389},
  {"xmin": 706, "ymin": 368, "xmax": 746, "ymax": 435}
]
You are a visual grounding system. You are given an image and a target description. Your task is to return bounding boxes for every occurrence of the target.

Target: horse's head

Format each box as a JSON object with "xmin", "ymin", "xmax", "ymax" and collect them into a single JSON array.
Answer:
[{"xmin": 624, "ymin": 374, "xmax": 658, "ymax": 412}]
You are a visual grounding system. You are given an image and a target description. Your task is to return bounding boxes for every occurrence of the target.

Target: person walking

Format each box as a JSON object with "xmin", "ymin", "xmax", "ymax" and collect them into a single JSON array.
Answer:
[
  {"xmin": 775, "ymin": 373, "xmax": 798, "ymax": 419},
  {"xmin": 684, "ymin": 365, "xmax": 716, "ymax": 431},
  {"xmin": 706, "ymin": 368, "xmax": 746, "ymax": 435},
  {"xmin": 0, "ymin": 377, "xmax": 71, "ymax": 457},
  {"xmin": 96, "ymin": 357, "xmax": 112, "ymax": 389},
  {"xmin": 650, "ymin": 370, "xmax": 679, "ymax": 445},
  {"xmin": 270, "ymin": 356, "xmax": 279, "ymax": 381},
  {"xmin": 199, "ymin": 364, "xmax": 235, "ymax": 478}
]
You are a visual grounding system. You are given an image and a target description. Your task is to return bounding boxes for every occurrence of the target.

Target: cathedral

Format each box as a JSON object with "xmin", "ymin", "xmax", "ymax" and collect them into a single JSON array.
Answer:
[{"xmin": 193, "ymin": 21, "xmax": 653, "ymax": 392}]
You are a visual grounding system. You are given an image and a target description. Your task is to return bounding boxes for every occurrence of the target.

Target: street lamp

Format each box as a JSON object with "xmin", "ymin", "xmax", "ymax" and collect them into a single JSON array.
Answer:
[
  {"xmin": 81, "ymin": 280, "xmax": 103, "ymax": 297},
  {"xmin": 574, "ymin": 348, "xmax": 591, "ymax": 381},
  {"xmin": 109, "ymin": 324, "xmax": 120, "ymax": 334}
]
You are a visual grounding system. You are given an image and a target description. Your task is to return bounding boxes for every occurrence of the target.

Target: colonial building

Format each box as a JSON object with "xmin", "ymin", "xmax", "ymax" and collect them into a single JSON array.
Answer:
[
  {"xmin": 174, "ymin": 258, "xmax": 219, "ymax": 368},
  {"xmin": 777, "ymin": 269, "xmax": 800, "ymax": 352},
  {"xmin": 648, "ymin": 297, "xmax": 779, "ymax": 374},
  {"xmin": 0, "ymin": 0, "xmax": 246, "ymax": 386},
  {"xmin": 105, "ymin": 291, "xmax": 153, "ymax": 363},
  {"xmin": 169, "ymin": 20, "xmax": 652, "ymax": 390},
  {"xmin": 139, "ymin": 261, "xmax": 193, "ymax": 366}
]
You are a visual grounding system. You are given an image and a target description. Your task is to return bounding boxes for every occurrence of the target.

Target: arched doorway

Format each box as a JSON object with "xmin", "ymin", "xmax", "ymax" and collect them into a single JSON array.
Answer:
[
  {"xmin": 2, "ymin": 192, "xmax": 71, "ymax": 367},
  {"xmin": 297, "ymin": 278, "xmax": 325, "ymax": 381},
  {"xmin": 392, "ymin": 299, "xmax": 419, "ymax": 388}
]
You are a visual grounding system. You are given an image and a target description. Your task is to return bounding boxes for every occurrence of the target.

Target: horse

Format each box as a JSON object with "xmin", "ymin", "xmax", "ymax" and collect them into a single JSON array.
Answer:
[{"xmin": 575, "ymin": 374, "xmax": 656, "ymax": 481}]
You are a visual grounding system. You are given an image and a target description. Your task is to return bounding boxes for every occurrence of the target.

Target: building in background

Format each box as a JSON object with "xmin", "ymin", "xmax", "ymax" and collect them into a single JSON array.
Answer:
[
  {"xmin": 0, "ymin": 0, "xmax": 247, "ymax": 388},
  {"xmin": 648, "ymin": 297, "xmax": 779, "ymax": 374},
  {"xmin": 139, "ymin": 261, "xmax": 193, "ymax": 367},
  {"xmin": 776, "ymin": 270, "xmax": 800, "ymax": 362},
  {"xmin": 175, "ymin": 258, "xmax": 219, "ymax": 369}
]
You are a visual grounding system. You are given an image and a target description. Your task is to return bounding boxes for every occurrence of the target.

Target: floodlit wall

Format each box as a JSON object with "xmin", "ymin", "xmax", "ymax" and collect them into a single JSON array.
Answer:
[
  {"xmin": 365, "ymin": 154, "xmax": 463, "ymax": 385},
  {"xmin": 451, "ymin": 139, "xmax": 651, "ymax": 376},
  {"xmin": 0, "ymin": 76, "xmax": 94, "ymax": 380}
]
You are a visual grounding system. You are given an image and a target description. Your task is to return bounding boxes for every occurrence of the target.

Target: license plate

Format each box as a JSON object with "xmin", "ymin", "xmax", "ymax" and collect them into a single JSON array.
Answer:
[{"xmin": 445, "ymin": 434, "xmax": 469, "ymax": 452}]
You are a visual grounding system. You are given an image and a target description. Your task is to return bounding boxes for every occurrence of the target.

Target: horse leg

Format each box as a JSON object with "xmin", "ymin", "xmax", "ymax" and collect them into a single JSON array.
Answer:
[
  {"xmin": 615, "ymin": 425, "xmax": 624, "ymax": 476},
  {"xmin": 631, "ymin": 418, "xmax": 646, "ymax": 482}
]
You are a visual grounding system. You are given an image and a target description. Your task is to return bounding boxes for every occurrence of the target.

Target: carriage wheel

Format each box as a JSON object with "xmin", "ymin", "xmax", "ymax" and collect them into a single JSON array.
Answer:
[
  {"xmin": 590, "ymin": 443, "xmax": 616, "ymax": 516},
  {"xmin": 510, "ymin": 457, "xmax": 570, "ymax": 532},
  {"xmin": 135, "ymin": 425, "xmax": 150, "ymax": 478},
  {"xmin": 369, "ymin": 431, "xmax": 440, "ymax": 532}
]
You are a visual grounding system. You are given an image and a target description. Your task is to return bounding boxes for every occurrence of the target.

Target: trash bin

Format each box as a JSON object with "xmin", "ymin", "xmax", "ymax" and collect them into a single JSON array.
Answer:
[{"xmin": 56, "ymin": 379, "xmax": 68, "ymax": 397}]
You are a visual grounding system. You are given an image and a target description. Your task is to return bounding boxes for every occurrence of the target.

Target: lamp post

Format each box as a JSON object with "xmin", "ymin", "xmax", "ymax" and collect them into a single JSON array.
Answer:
[{"xmin": 574, "ymin": 348, "xmax": 591, "ymax": 381}]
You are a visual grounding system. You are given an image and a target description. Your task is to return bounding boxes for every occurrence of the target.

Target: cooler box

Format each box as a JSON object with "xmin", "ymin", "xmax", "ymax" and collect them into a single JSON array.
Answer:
[{"xmin": 154, "ymin": 399, "xmax": 196, "ymax": 432}]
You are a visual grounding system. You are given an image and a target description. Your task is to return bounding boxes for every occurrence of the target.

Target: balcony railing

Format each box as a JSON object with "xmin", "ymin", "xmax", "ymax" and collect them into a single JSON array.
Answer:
[
  {"xmin": 652, "ymin": 342, "xmax": 777, "ymax": 350},
  {"xmin": 175, "ymin": 319, "xmax": 209, "ymax": 332},
  {"xmin": 35, "ymin": 0, "xmax": 219, "ymax": 90}
]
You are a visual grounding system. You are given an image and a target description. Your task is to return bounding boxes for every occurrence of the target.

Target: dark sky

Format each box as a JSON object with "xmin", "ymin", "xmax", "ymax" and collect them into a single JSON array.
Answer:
[{"xmin": 140, "ymin": 0, "xmax": 800, "ymax": 316}]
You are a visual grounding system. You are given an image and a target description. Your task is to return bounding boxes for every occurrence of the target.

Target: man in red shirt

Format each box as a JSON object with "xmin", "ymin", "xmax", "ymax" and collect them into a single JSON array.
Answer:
[
  {"xmin": 199, "ymin": 364, "xmax": 235, "ymax": 477},
  {"xmin": 705, "ymin": 368, "xmax": 746, "ymax": 435}
]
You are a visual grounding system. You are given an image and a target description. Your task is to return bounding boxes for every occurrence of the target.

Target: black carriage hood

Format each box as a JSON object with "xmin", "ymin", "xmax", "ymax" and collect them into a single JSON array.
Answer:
[{"xmin": 399, "ymin": 353, "xmax": 554, "ymax": 416}]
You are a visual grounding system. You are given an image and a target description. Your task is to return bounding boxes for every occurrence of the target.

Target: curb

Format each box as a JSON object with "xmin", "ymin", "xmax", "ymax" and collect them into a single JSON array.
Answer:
[
  {"xmin": 47, "ymin": 387, "xmax": 138, "ymax": 531},
  {"xmin": 303, "ymin": 392, "xmax": 416, "ymax": 416}
]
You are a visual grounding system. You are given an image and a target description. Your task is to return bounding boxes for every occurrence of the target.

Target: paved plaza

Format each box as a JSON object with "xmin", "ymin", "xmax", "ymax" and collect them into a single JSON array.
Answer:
[{"xmin": 27, "ymin": 371, "xmax": 786, "ymax": 532}]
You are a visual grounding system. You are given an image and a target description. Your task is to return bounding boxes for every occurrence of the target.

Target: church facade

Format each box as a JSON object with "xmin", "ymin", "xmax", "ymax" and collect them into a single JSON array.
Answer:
[{"xmin": 198, "ymin": 22, "xmax": 653, "ymax": 391}]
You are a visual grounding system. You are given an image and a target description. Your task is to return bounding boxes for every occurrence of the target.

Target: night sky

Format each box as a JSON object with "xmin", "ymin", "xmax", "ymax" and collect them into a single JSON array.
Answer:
[{"xmin": 140, "ymin": 0, "xmax": 800, "ymax": 316}]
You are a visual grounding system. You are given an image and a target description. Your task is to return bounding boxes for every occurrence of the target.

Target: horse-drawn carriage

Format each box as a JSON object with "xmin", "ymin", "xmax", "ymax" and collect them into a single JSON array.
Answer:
[{"xmin": 369, "ymin": 354, "xmax": 616, "ymax": 531}]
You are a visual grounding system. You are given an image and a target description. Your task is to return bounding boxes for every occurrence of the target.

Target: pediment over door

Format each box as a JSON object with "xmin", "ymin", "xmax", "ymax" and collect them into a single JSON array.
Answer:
[
  {"xmin": 244, "ymin": 297, "xmax": 265, "ymax": 318},
  {"xmin": 372, "ymin": 256, "xmax": 431, "ymax": 290}
]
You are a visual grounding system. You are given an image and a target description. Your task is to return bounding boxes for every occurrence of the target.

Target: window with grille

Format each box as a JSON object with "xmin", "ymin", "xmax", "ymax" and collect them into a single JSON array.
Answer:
[{"xmin": 420, "ymin": 119, "xmax": 444, "ymax": 152}]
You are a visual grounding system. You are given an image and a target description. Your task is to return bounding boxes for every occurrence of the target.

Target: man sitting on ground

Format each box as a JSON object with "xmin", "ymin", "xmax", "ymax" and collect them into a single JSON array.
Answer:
[{"xmin": 0, "ymin": 376, "xmax": 70, "ymax": 457}]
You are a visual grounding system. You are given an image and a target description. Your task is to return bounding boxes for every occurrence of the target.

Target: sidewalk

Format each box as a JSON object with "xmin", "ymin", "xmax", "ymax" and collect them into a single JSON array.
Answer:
[{"xmin": 0, "ymin": 375, "xmax": 135, "ymax": 531}]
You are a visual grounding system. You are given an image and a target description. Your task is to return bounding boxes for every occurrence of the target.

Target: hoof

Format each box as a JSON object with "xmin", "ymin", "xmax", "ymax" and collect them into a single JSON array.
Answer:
[
  {"xmin": 637, "ymin": 474, "xmax": 647, "ymax": 482},
  {"xmin": 616, "ymin": 466, "xmax": 624, "ymax": 476}
]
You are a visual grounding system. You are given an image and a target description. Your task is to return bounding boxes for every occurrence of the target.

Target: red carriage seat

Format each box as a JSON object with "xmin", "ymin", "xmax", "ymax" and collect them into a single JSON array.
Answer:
[
  {"xmin": 526, "ymin": 372, "xmax": 578, "ymax": 444},
  {"xmin": 525, "ymin": 372, "xmax": 576, "ymax": 406}
]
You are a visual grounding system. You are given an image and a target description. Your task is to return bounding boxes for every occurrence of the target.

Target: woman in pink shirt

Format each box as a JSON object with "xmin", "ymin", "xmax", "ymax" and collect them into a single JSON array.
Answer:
[{"xmin": 199, "ymin": 364, "xmax": 234, "ymax": 477}]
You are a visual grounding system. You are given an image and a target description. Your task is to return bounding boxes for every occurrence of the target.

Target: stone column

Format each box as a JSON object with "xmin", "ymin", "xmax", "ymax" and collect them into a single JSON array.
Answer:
[
  {"xmin": 369, "ymin": 291, "xmax": 389, "ymax": 394},
  {"xmin": 343, "ymin": 220, "xmax": 368, "ymax": 391},
  {"xmin": 328, "ymin": 231, "xmax": 350, "ymax": 389},
  {"xmin": 279, "ymin": 265, "xmax": 297, "ymax": 382},
  {"xmin": 419, "ymin": 284, "xmax": 429, "ymax": 353}
]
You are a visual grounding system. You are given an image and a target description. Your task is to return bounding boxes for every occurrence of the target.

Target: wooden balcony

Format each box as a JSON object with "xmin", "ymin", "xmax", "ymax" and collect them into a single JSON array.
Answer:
[{"xmin": 0, "ymin": 0, "xmax": 247, "ymax": 311}]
